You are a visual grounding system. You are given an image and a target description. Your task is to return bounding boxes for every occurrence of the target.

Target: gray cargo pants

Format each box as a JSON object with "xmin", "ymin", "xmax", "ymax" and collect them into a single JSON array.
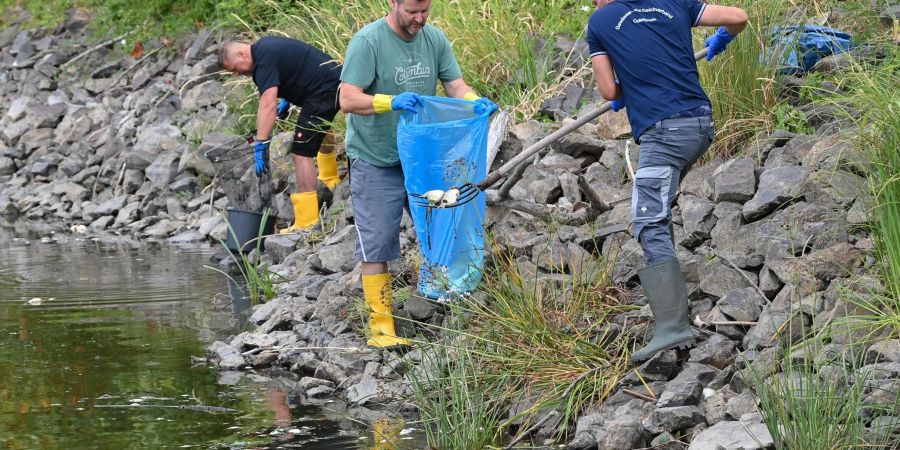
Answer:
[{"xmin": 632, "ymin": 116, "xmax": 715, "ymax": 264}]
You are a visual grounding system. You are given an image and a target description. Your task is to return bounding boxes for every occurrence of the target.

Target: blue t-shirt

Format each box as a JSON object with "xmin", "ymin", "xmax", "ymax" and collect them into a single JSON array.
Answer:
[{"xmin": 587, "ymin": 0, "xmax": 711, "ymax": 140}]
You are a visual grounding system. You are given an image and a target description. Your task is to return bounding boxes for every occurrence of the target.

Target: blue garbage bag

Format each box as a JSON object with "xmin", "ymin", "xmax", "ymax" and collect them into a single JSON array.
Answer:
[
  {"xmin": 768, "ymin": 24, "xmax": 852, "ymax": 74},
  {"xmin": 397, "ymin": 96, "xmax": 489, "ymax": 301}
]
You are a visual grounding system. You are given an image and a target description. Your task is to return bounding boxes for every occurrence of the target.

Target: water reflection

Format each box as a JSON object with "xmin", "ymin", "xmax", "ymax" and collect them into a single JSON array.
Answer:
[{"xmin": 0, "ymin": 224, "xmax": 424, "ymax": 449}]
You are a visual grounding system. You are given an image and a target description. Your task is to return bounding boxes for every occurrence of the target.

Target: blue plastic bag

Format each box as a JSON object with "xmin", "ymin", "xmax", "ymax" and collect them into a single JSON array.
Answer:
[
  {"xmin": 768, "ymin": 24, "xmax": 853, "ymax": 74},
  {"xmin": 397, "ymin": 96, "xmax": 489, "ymax": 301}
]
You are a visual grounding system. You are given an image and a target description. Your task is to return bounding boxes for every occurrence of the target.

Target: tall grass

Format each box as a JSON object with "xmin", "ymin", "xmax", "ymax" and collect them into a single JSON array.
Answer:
[
  {"xmin": 407, "ymin": 244, "xmax": 629, "ymax": 446},
  {"xmin": 695, "ymin": 0, "xmax": 788, "ymax": 158},
  {"xmin": 408, "ymin": 344, "xmax": 505, "ymax": 449},
  {"xmin": 753, "ymin": 342, "xmax": 899, "ymax": 449},
  {"xmin": 823, "ymin": 46, "xmax": 900, "ymax": 339}
]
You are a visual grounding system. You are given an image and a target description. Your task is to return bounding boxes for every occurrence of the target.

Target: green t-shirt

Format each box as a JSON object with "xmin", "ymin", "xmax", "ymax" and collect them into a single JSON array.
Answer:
[{"xmin": 341, "ymin": 18, "xmax": 463, "ymax": 167}]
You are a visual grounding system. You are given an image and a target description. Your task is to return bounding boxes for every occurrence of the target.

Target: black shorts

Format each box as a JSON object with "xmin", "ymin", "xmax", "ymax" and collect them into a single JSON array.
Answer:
[{"xmin": 289, "ymin": 88, "xmax": 340, "ymax": 157}]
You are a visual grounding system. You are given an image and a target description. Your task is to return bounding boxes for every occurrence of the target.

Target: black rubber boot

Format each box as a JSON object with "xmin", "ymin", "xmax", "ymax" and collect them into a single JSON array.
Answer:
[{"xmin": 631, "ymin": 258, "xmax": 696, "ymax": 364}]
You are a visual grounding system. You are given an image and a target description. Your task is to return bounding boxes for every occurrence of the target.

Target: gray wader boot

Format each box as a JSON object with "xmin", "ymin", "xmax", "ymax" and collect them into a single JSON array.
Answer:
[{"xmin": 631, "ymin": 258, "xmax": 696, "ymax": 363}]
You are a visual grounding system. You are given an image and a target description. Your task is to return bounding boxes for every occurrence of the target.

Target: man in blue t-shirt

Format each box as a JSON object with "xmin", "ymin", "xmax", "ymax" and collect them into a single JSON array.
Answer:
[{"xmin": 587, "ymin": 0, "xmax": 747, "ymax": 363}]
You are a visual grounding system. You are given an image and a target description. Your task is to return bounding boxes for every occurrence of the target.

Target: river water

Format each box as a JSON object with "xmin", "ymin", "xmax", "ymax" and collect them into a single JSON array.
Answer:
[{"xmin": 0, "ymin": 222, "xmax": 423, "ymax": 449}]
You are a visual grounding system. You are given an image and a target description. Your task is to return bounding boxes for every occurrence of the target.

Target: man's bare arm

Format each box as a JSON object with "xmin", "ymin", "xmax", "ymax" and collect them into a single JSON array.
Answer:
[
  {"xmin": 256, "ymin": 87, "xmax": 278, "ymax": 140},
  {"xmin": 591, "ymin": 55, "xmax": 622, "ymax": 101},
  {"xmin": 697, "ymin": 4, "xmax": 748, "ymax": 35},
  {"xmin": 339, "ymin": 82, "xmax": 377, "ymax": 116}
]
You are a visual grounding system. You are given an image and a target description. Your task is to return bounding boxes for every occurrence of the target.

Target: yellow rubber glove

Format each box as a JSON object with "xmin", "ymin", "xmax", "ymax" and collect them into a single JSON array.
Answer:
[{"xmin": 372, "ymin": 94, "xmax": 393, "ymax": 114}]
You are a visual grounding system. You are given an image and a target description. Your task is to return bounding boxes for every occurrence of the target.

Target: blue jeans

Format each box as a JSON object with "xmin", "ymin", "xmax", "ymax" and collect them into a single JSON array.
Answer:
[{"xmin": 632, "ymin": 116, "xmax": 715, "ymax": 264}]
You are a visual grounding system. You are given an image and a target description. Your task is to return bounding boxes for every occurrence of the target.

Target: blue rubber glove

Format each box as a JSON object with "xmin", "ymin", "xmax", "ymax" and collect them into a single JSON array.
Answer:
[
  {"xmin": 473, "ymin": 97, "xmax": 498, "ymax": 116},
  {"xmin": 391, "ymin": 92, "xmax": 422, "ymax": 113},
  {"xmin": 610, "ymin": 98, "xmax": 625, "ymax": 112},
  {"xmin": 276, "ymin": 99, "xmax": 290, "ymax": 120},
  {"xmin": 705, "ymin": 26, "xmax": 737, "ymax": 61},
  {"xmin": 610, "ymin": 80, "xmax": 624, "ymax": 112},
  {"xmin": 253, "ymin": 140, "xmax": 270, "ymax": 176}
]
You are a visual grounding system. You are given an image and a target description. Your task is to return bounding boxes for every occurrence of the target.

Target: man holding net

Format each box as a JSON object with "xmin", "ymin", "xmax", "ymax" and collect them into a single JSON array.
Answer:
[
  {"xmin": 219, "ymin": 36, "xmax": 342, "ymax": 233},
  {"xmin": 338, "ymin": 0, "xmax": 497, "ymax": 349}
]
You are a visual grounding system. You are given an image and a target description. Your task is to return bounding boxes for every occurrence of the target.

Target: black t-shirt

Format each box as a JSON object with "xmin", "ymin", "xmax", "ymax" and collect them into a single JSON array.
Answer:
[{"xmin": 251, "ymin": 36, "xmax": 342, "ymax": 103}]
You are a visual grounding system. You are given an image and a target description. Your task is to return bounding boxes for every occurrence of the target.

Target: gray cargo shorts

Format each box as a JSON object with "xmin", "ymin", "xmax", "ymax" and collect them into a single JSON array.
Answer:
[
  {"xmin": 632, "ymin": 116, "xmax": 715, "ymax": 264},
  {"xmin": 349, "ymin": 158, "xmax": 408, "ymax": 262}
]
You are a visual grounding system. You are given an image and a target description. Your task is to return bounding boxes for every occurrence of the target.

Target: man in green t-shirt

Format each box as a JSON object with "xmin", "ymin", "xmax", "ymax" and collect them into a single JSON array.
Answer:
[{"xmin": 339, "ymin": 0, "xmax": 497, "ymax": 349}]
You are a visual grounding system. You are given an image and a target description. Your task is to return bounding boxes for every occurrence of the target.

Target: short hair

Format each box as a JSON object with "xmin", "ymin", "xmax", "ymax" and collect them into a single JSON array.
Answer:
[{"xmin": 217, "ymin": 42, "xmax": 241, "ymax": 69}]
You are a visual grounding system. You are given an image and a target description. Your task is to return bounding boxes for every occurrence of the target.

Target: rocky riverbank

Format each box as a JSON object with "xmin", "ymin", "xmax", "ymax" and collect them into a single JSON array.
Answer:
[{"xmin": 2, "ymin": 8, "xmax": 898, "ymax": 449}]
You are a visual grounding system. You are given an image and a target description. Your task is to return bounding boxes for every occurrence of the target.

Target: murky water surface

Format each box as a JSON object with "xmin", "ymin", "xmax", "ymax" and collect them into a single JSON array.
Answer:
[{"xmin": 0, "ymin": 224, "xmax": 423, "ymax": 449}]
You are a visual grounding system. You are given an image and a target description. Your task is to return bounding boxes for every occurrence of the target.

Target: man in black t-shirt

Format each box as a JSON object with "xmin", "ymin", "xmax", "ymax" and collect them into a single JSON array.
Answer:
[{"xmin": 218, "ymin": 36, "xmax": 342, "ymax": 232}]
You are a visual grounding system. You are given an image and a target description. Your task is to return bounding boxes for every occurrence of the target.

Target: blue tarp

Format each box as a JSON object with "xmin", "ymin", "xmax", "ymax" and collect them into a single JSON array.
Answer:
[
  {"xmin": 769, "ymin": 24, "xmax": 853, "ymax": 74},
  {"xmin": 397, "ymin": 96, "xmax": 489, "ymax": 301}
]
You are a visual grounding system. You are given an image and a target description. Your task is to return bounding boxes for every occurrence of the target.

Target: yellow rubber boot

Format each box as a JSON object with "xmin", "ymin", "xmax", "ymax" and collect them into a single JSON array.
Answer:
[
  {"xmin": 363, "ymin": 273, "xmax": 411, "ymax": 348},
  {"xmin": 280, "ymin": 192, "xmax": 318, "ymax": 234},
  {"xmin": 316, "ymin": 152, "xmax": 341, "ymax": 190}
]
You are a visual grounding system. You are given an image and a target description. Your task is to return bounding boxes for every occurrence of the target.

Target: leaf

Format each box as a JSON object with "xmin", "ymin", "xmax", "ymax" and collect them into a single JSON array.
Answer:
[{"xmin": 130, "ymin": 41, "xmax": 144, "ymax": 59}]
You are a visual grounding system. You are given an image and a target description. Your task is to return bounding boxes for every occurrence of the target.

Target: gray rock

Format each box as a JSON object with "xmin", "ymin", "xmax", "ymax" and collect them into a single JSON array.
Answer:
[
  {"xmin": 207, "ymin": 341, "xmax": 246, "ymax": 370},
  {"xmin": 178, "ymin": 143, "xmax": 217, "ymax": 177},
  {"xmin": 866, "ymin": 340, "xmax": 900, "ymax": 364},
  {"xmin": 166, "ymin": 229, "xmax": 204, "ymax": 244},
  {"xmin": 5, "ymin": 97, "xmax": 31, "ymax": 121},
  {"xmin": 402, "ymin": 295, "xmax": 439, "ymax": 321},
  {"xmin": 682, "ymin": 157, "xmax": 723, "ymax": 200},
  {"xmin": 743, "ymin": 303, "xmax": 809, "ymax": 351},
  {"xmin": 596, "ymin": 417, "xmax": 648, "ymax": 450},
  {"xmin": 650, "ymin": 431, "xmax": 684, "ymax": 450},
  {"xmin": 680, "ymin": 195, "xmax": 716, "ymax": 248},
  {"xmin": 346, "ymin": 375, "xmax": 378, "ymax": 405},
  {"xmin": 0, "ymin": 157, "xmax": 14, "ymax": 176},
  {"xmin": 689, "ymin": 334, "xmax": 737, "ymax": 370},
  {"xmin": 89, "ymin": 215, "xmax": 115, "ymax": 230},
  {"xmin": 305, "ymin": 385, "xmax": 335, "ymax": 399},
  {"xmin": 145, "ymin": 151, "xmax": 180, "ymax": 188},
  {"xmin": 758, "ymin": 266, "xmax": 783, "ymax": 299},
  {"xmin": 122, "ymin": 169, "xmax": 144, "ymax": 194},
  {"xmin": 311, "ymin": 225, "xmax": 357, "ymax": 274},
  {"xmin": 702, "ymin": 388, "xmax": 732, "ymax": 425},
  {"xmin": 558, "ymin": 132, "xmax": 607, "ymax": 158},
  {"xmin": 742, "ymin": 166, "xmax": 808, "ymax": 222},
  {"xmin": 642, "ymin": 406, "xmax": 705, "ymax": 434},
  {"xmin": 697, "ymin": 258, "xmax": 756, "ymax": 299},
  {"xmin": 25, "ymin": 103, "xmax": 66, "ymax": 129},
  {"xmin": 687, "ymin": 420, "xmax": 774, "ymax": 450},
  {"xmin": 724, "ymin": 389, "xmax": 759, "ymax": 420},
  {"xmin": 131, "ymin": 59, "xmax": 168, "ymax": 90},
  {"xmin": 169, "ymin": 176, "xmax": 197, "ymax": 194},
  {"xmin": 94, "ymin": 195, "xmax": 128, "ymax": 217},
  {"xmin": 712, "ymin": 157, "xmax": 756, "ymax": 203},
  {"xmin": 297, "ymin": 376, "xmax": 335, "ymax": 392},
  {"xmin": 263, "ymin": 233, "xmax": 301, "ymax": 264},
  {"xmin": 182, "ymin": 80, "xmax": 223, "ymax": 111},
  {"xmin": 509, "ymin": 166, "xmax": 562, "ymax": 204},
  {"xmin": 657, "ymin": 381, "xmax": 703, "ymax": 408},
  {"xmin": 128, "ymin": 124, "xmax": 183, "ymax": 170},
  {"xmin": 717, "ymin": 287, "xmax": 764, "ymax": 322},
  {"xmin": 2, "ymin": 119, "xmax": 31, "ymax": 146}
]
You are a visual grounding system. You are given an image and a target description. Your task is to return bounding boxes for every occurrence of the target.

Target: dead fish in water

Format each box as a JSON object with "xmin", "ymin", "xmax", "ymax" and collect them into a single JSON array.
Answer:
[
  {"xmin": 69, "ymin": 224, "xmax": 88, "ymax": 234},
  {"xmin": 26, "ymin": 297, "xmax": 54, "ymax": 306}
]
